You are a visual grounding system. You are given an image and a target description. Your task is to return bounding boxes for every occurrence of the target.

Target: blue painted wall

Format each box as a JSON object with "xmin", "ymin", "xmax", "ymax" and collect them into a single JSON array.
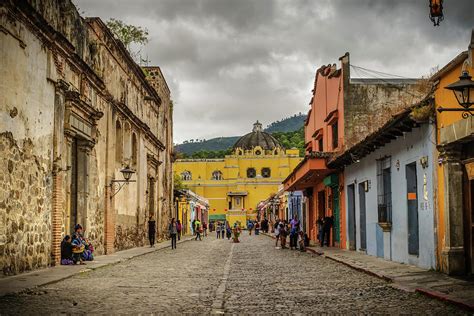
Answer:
[{"xmin": 344, "ymin": 123, "xmax": 436, "ymax": 269}]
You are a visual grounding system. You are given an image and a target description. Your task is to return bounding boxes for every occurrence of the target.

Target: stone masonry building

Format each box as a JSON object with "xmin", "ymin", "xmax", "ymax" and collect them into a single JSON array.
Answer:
[{"xmin": 0, "ymin": 0, "xmax": 173, "ymax": 275}]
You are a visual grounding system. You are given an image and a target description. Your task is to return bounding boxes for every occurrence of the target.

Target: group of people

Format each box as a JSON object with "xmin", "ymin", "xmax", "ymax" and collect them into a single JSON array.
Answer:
[
  {"xmin": 61, "ymin": 224, "xmax": 94, "ymax": 265},
  {"xmin": 273, "ymin": 217, "xmax": 308, "ymax": 251},
  {"xmin": 149, "ymin": 215, "xmax": 183, "ymax": 250},
  {"xmin": 214, "ymin": 221, "xmax": 233, "ymax": 240},
  {"xmin": 246, "ymin": 220, "xmax": 260, "ymax": 235}
]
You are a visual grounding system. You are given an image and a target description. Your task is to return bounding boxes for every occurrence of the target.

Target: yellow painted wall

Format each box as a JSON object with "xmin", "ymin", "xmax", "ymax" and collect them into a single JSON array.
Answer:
[
  {"xmin": 174, "ymin": 148, "xmax": 301, "ymax": 222},
  {"xmin": 434, "ymin": 45, "xmax": 473, "ymax": 267}
]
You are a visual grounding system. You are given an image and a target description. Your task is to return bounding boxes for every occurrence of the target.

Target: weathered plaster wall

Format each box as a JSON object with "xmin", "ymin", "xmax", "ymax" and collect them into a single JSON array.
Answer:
[
  {"xmin": 0, "ymin": 4, "xmax": 56, "ymax": 274},
  {"xmin": 1, "ymin": 0, "xmax": 173, "ymax": 274}
]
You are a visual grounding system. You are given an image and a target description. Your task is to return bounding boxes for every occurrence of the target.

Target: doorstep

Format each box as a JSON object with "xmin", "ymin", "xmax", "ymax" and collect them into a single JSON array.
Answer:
[{"xmin": 0, "ymin": 237, "xmax": 193, "ymax": 297}]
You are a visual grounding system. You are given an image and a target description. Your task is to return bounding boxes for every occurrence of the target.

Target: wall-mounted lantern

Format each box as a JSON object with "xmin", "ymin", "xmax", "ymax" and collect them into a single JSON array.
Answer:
[
  {"xmin": 437, "ymin": 71, "xmax": 474, "ymax": 118},
  {"xmin": 110, "ymin": 165, "xmax": 136, "ymax": 198},
  {"xmin": 429, "ymin": 0, "xmax": 444, "ymax": 26}
]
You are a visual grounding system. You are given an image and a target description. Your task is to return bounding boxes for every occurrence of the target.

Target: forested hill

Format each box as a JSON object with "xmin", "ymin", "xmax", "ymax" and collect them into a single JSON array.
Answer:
[
  {"xmin": 175, "ymin": 113, "xmax": 307, "ymax": 157},
  {"xmin": 264, "ymin": 113, "xmax": 306, "ymax": 133}
]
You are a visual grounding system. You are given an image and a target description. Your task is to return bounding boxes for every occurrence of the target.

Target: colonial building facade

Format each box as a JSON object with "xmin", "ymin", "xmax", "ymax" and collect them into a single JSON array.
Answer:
[
  {"xmin": 0, "ymin": 0, "xmax": 173, "ymax": 275},
  {"xmin": 330, "ymin": 100, "xmax": 437, "ymax": 269},
  {"xmin": 174, "ymin": 122, "xmax": 301, "ymax": 228},
  {"xmin": 283, "ymin": 53, "xmax": 427, "ymax": 248},
  {"xmin": 433, "ymin": 32, "xmax": 474, "ymax": 275}
]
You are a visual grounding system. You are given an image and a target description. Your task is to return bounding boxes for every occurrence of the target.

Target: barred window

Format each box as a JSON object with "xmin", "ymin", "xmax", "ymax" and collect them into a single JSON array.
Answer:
[
  {"xmin": 377, "ymin": 157, "xmax": 392, "ymax": 224},
  {"xmin": 181, "ymin": 170, "xmax": 192, "ymax": 181},
  {"xmin": 261, "ymin": 168, "xmax": 271, "ymax": 178},
  {"xmin": 212, "ymin": 170, "xmax": 223, "ymax": 180},
  {"xmin": 247, "ymin": 168, "xmax": 256, "ymax": 178}
]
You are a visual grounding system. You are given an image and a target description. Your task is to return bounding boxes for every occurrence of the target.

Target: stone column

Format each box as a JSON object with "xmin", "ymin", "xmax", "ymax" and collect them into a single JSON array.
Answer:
[{"xmin": 440, "ymin": 145, "xmax": 465, "ymax": 275}]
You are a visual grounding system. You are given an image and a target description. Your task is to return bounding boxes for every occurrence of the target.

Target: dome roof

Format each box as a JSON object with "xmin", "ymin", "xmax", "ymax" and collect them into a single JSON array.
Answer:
[{"xmin": 233, "ymin": 121, "xmax": 282, "ymax": 150}]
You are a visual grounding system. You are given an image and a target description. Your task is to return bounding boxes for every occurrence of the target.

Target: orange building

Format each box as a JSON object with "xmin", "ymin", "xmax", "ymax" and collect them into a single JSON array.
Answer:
[
  {"xmin": 284, "ymin": 53, "xmax": 426, "ymax": 248},
  {"xmin": 284, "ymin": 56, "xmax": 348, "ymax": 247},
  {"xmin": 432, "ymin": 31, "xmax": 474, "ymax": 275}
]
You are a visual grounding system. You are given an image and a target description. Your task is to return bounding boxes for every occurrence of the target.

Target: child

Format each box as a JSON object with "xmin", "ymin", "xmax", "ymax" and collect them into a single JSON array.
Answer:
[
  {"xmin": 71, "ymin": 224, "xmax": 85, "ymax": 264},
  {"xmin": 298, "ymin": 231, "xmax": 306, "ymax": 252},
  {"xmin": 61, "ymin": 235, "xmax": 74, "ymax": 265}
]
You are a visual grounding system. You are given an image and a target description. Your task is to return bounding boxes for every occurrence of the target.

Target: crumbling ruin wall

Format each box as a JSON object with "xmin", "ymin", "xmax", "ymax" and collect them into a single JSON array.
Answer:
[
  {"xmin": 344, "ymin": 81, "xmax": 429, "ymax": 148},
  {"xmin": 0, "ymin": 134, "xmax": 52, "ymax": 275}
]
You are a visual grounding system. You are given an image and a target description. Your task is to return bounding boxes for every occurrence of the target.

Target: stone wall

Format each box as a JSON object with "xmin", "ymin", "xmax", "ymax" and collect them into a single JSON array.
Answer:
[
  {"xmin": 1, "ymin": 0, "xmax": 173, "ymax": 275},
  {"xmin": 0, "ymin": 133, "xmax": 52, "ymax": 275},
  {"xmin": 344, "ymin": 79, "xmax": 430, "ymax": 149}
]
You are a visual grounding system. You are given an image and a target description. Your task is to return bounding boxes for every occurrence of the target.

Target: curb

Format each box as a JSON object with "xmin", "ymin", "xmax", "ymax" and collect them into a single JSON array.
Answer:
[
  {"xmin": 0, "ymin": 237, "xmax": 194, "ymax": 297},
  {"xmin": 415, "ymin": 288, "xmax": 474, "ymax": 312}
]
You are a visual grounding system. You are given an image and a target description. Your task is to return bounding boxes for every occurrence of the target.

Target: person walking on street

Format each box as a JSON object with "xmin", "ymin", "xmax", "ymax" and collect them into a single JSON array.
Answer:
[
  {"xmin": 203, "ymin": 222, "xmax": 208, "ymax": 237},
  {"xmin": 274, "ymin": 220, "xmax": 281, "ymax": 248},
  {"xmin": 226, "ymin": 222, "xmax": 232, "ymax": 240},
  {"xmin": 192, "ymin": 219, "xmax": 196, "ymax": 236},
  {"xmin": 216, "ymin": 221, "xmax": 221, "ymax": 239},
  {"xmin": 148, "ymin": 215, "xmax": 156, "ymax": 248},
  {"xmin": 195, "ymin": 219, "xmax": 202, "ymax": 241},
  {"xmin": 248, "ymin": 220, "xmax": 254, "ymax": 235},
  {"xmin": 176, "ymin": 220, "xmax": 182, "ymax": 241},
  {"xmin": 169, "ymin": 218, "xmax": 178, "ymax": 249}
]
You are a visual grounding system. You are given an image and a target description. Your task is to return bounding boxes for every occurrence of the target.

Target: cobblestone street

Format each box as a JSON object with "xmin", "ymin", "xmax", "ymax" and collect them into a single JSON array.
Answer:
[{"xmin": 0, "ymin": 234, "xmax": 467, "ymax": 314}]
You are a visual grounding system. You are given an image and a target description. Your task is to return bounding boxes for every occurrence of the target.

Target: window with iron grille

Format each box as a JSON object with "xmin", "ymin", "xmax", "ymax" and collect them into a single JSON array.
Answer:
[
  {"xmin": 247, "ymin": 168, "xmax": 256, "ymax": 178},
  {"xmin": 376, "ymin": 157, "xmax": 392, "ymax": 223},
  {"xmin": 261, "ymin": 167, "xmax": 271, "ymax": 178}
]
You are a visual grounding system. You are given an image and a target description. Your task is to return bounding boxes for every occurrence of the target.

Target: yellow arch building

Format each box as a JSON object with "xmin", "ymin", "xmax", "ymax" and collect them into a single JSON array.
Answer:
[{"xmin": 174, "ymin": 121, "xmax": 302, "ymax": 227}]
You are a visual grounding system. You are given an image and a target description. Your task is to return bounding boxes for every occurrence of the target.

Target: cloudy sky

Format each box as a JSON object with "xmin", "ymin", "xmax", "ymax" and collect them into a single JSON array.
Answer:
[{"xmin": 75, "ymin": 0, "xmax": 473, "ymax": 143}]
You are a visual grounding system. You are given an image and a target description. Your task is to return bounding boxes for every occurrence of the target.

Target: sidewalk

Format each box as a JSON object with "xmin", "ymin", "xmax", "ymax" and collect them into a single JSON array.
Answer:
[
  {"xmin": 261, "ymin": 232, "xmax": 473, "ymax": 311},
  {"xmin": 0, "ymin": 237, "xmax": 193, "ymax": 297},
  {"xmin": 306, "ymin": 245, "xmax": 474, "ymax": 311}
]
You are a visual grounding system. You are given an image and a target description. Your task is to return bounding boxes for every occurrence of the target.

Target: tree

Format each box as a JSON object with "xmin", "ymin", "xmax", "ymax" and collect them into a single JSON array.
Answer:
[
  {"xmin": 106, "ymin": 18, "xmax": 149, "ymax": 63},
  {"xmin": 173, "ymin": 172, "xmax": 187, "ymax": 190}
]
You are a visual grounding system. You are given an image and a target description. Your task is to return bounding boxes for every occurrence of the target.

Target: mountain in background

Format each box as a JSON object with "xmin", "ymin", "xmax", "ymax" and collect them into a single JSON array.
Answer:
[
  {"xmin": 175, "ymin": 113, "xmax": 307, "ymax": 156},
  {"xmin": 264, "ymin": 113, "xmax": 306, "ymax": 133}
]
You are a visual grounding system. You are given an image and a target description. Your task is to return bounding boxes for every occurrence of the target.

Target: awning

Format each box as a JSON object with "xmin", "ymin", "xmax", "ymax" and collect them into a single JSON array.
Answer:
[
  {"xmin": 209, "ymin": 214, "xmax": 226, "ymax": 221},
  {"xmin": 283, "ymin": 156, "xmax": 332, "ymax": 191}
]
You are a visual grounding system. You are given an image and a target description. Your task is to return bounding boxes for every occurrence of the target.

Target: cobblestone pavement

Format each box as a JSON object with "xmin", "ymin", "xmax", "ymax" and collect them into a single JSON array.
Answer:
[{"xmin": 0, "ymin": 234, "xmax": 467, "ymax": 314}]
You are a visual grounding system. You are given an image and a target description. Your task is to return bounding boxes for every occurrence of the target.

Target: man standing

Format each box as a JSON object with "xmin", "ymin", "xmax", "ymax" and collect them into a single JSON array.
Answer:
[
  {"xmin": 323, "ymin": 216, "xmax": 333, "ymax": 247},
  {"xmin": 195, "ymin": 218, "xmax": 202, "ymax": 241},
  {"xmin": 216, "ymin": 221, "xmax": 221, "ymax": 239},
  {"xmin": 290, "ymin": 216, "xmax": 300, "ymax": 250},
  {"xmin": 192, "ymin": 219, "xmax": 196, "ymax": 236},
  {"xmin": 148, "ymin": 215, "xmax": 156, "ymax": 247},
  {"xmin": 169, "ymin": 218, "xmax": 178, "ymax": 250}
]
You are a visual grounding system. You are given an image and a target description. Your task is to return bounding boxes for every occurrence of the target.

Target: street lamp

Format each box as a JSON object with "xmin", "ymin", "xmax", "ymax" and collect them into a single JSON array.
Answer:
[
  {"xmin": 429, "ymin": 0, "xmax": 443, "ymax": 26},
  {"xmin": 110, "ymin": 165, "xmax": 136, "ymax": 198},
  {"xmin": 438, "ymin": 71, "xmax": 474, "ymax": 119}
]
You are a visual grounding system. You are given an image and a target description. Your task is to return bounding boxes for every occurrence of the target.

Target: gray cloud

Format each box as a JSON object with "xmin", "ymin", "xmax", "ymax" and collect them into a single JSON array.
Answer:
[{"xmin": 74, "ymin": 0, "xmax": 474, "ymax": 143}]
